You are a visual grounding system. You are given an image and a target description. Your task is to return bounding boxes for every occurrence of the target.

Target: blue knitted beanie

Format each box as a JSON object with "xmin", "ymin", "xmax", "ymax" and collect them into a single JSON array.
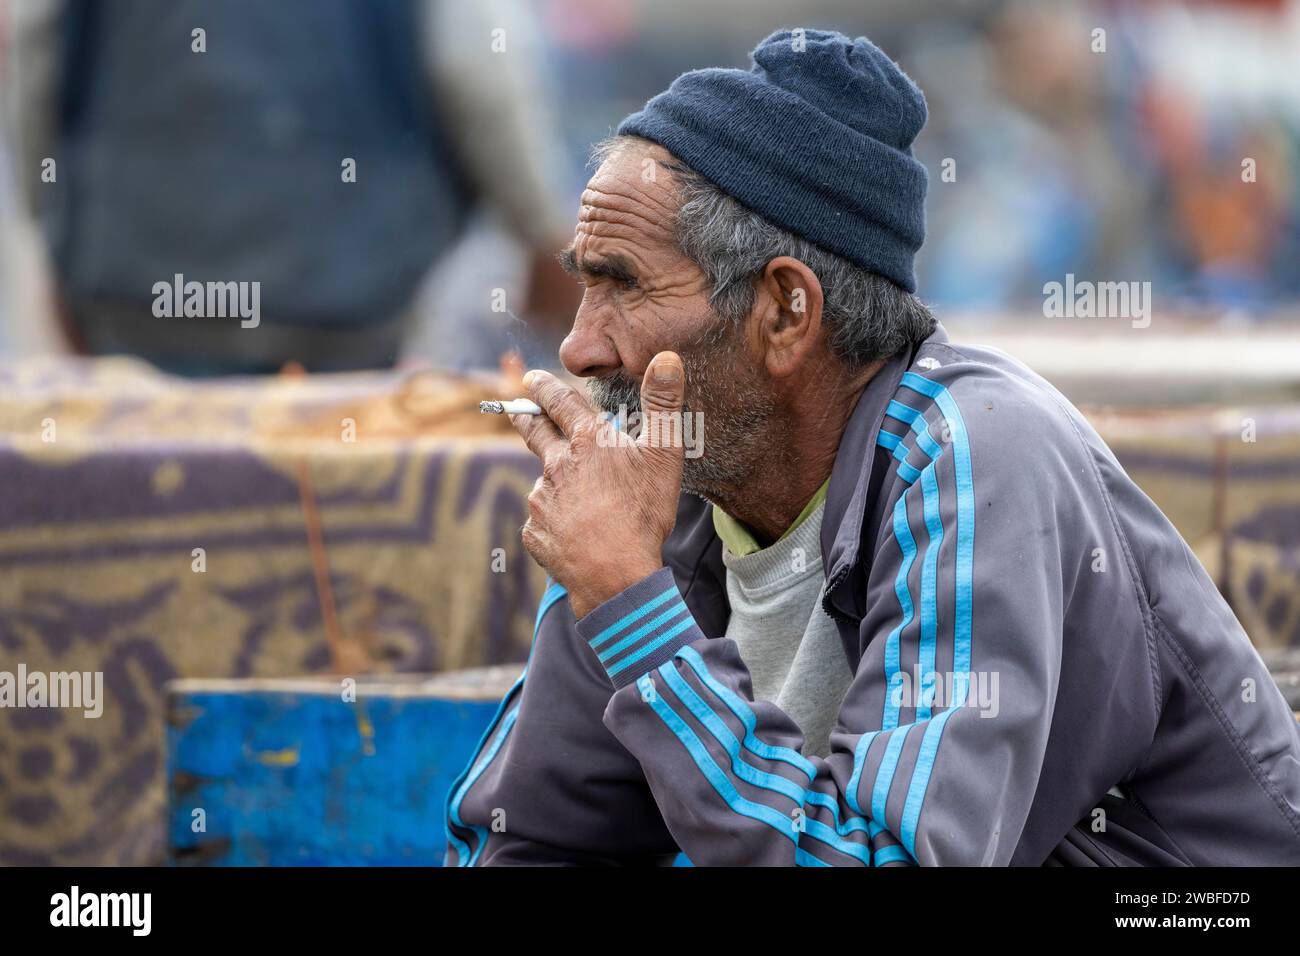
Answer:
[{"xmin": 617, "ymin": 29, "xmax": 928, "ymax": 292}]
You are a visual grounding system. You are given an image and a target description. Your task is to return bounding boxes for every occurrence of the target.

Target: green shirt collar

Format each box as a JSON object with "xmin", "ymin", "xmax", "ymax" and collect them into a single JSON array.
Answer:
[{"xmin": 712, "ymin": 479, "xmax": 830, "ymax": 557}]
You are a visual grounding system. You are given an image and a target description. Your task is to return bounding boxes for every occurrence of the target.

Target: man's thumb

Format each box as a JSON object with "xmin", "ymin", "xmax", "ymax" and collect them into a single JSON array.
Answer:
[{"xmin": 638, "ymin": 352, "xmax": 685, "ymax": 453}]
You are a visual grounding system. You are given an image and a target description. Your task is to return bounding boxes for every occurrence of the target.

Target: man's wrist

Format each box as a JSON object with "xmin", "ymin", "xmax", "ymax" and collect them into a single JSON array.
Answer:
[
  {"xmin": 572, "ymin": 566, "xmax": 706, "ymax": 689},
  {"xmin": 567, "ymin": 558, "xmax": 664, "ymax": 620}
]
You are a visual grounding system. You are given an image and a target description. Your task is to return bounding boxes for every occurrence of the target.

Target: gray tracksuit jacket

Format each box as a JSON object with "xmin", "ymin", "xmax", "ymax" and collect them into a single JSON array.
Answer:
[{"xmin": 445, "ymin": 323, "xmax": 1300, "ymax": 866}]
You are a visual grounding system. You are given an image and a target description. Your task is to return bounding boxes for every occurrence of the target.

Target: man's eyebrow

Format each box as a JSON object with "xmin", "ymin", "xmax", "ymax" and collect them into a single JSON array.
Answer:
[{"xmin": 557, "ymin": 246, "xmax": 638, "ymax": 284}]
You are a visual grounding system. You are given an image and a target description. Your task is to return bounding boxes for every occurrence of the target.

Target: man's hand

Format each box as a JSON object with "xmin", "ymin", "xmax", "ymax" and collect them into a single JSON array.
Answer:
[{"xmin": 509, "ymin": 352, "xmax": 686, "ymax": 619}]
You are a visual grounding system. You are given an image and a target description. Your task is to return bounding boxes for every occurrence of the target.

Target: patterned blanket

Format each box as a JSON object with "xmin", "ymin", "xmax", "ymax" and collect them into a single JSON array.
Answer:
[
  {"xmin": 0, "ymin": 357, "xmax": 546, "ymax": 864},
  {"xmin": 1, "ymin": 357, "xmax": 1296, "ymax": 864}
]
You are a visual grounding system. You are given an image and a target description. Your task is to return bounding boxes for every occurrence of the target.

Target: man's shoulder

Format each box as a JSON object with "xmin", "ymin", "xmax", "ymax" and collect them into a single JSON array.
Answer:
[
  {"xmin": 899, "ymin": 336, "xmax": 1099, "ymax": 476},
  {"xmin": 875, "ymin": 335, "xmax": 1118, "ymax": 530}
]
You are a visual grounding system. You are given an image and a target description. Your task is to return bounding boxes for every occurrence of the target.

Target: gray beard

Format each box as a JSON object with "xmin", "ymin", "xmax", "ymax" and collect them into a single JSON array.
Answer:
[{"xmin": 585, "ymin": 323, "xmax": 776, "ymax": 502}]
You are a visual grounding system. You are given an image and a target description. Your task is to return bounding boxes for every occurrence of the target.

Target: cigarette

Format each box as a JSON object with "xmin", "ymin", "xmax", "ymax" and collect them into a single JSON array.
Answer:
[{"xmin": 479, "ymin": 399, "xmax": 543, "ymax": 416}]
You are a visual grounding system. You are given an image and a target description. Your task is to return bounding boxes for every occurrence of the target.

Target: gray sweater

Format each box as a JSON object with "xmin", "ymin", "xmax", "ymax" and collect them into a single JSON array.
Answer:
[{"xmin": 720, "ymin": 503, "xmax": 853, "ymax": 759}]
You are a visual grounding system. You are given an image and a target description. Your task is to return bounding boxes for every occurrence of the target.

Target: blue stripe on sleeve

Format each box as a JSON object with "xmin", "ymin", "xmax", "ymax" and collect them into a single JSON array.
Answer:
[
  {"xmin": 883, "ymin": 495, "xmax": 918, "ymax": 731},
  {"xmin": 661, "ymin": 663, "xmax": 874, "ymax": 855},
  {"xmin": 870, "ymin": 723, "xmax": 914, "ymax": 825},
  {"xmin": 642, "ymin": 674, "xmax": 871, "ymax": 865},
  {"xmin": 796, "ymin": 848, "xmax": 831, "ymax": 866},
  {"xmin": 873, "ymin": 844, "xmax": 917, "ymax": 866},
  {"xmin": 876, "ymin": 429, "xmax": 924, "ymax": 485},
  {"xmin": 846, "ymin": 730, "xmax": 879, "ymax": 816},
  {"xmin": 606, "ymin": 615, "xmax": 698, "ymax": 677},
  {"xmin": 587, "ymin": 585, "xmax": 680, "ymax": 650},
  {"xmin": 639, "ymin": 677, "xmax": 801, "ymax": 844},
  {"xmin": 445, "ymin": 581, "xmax": 566, "ymax": 865},
  {"xmin": 446, "ymin": 701, "xmax": 521, "ymax": 866},
  {"xmin": 915, "ymin": 463, "xmax": 944, "ymax": 721},
  {"xmin": 897, "ymin": 372, "xmax": 976, "ymax": 857},
  {"xmin": 676, "ymin": 646, "xmax": 817, "ymax": 780},
  {"xmin": 886, "ymin": 399, "xmax": 945, "ymax": 461},
  {"xmin": 534, "ymin": 581, "xmax": 568, "ymax": 633},
  {"xmin": 659, "ymin": 663, "xmax": 807, "ymax": 805},
  {"xmin": 597, "ymin": 602, "xmax": 690, "ymax": 662},
  {"xmin": 876, "ymin": 428, "xmax": 903, "ymax": 451}
]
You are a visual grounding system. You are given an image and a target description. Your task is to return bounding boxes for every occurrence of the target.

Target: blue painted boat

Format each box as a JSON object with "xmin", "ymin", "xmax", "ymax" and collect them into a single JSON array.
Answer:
[{"xmin": 166, "ymin": 667, "xmax": 521, "ymax": 866}]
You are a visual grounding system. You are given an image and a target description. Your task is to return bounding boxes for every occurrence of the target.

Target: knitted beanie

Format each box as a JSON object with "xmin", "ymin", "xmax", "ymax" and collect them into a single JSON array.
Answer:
[{"xmin": 617, "ymin": 29, "xmax": 928, "ymax": 292}]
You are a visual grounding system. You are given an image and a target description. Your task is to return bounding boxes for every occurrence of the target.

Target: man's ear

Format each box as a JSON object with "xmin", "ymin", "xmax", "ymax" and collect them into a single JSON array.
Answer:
[{"xmin": 755, "ymin": 256, "xmax": 825, "ymax": 378}]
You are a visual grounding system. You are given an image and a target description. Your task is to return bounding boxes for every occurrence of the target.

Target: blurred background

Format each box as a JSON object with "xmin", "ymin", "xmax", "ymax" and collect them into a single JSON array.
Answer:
[
  {"xmin": 5, "ymin": 0, "xmax": 1300, "ymax": 371},
  {"xmin": 0, "ymin": 0, "xmax": 1298, "ymax": 866}
]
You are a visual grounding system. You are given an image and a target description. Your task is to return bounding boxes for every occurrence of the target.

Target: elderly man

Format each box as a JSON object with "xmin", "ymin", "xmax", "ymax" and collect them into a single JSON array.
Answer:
[{"xmin": 445, "ymin": 30, "xmax": 1300, "ymax": 866}]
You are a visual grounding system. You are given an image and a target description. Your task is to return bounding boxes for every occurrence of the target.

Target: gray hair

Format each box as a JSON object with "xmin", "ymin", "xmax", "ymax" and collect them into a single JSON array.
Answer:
[{"xmin": 590, "ymin": 135, "xmax": 936, "ymax": 367}]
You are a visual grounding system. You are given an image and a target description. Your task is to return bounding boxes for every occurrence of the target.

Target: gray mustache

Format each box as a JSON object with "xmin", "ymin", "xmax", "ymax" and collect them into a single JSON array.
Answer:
[{"xmin": 588, "ymin": 375, "xmax": 643, "ymax": 415}]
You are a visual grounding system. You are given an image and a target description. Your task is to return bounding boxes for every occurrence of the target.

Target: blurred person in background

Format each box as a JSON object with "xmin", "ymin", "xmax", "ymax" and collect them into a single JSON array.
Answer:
[{"xmin": 4, "ymin": 0, "xmax": 578, "ymax": 375}]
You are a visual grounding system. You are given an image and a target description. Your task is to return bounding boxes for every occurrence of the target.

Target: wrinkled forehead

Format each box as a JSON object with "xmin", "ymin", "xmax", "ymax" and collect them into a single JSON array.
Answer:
[{"xmin": 577, "ymin": 140, "xmax": 682, "ymax": 253}]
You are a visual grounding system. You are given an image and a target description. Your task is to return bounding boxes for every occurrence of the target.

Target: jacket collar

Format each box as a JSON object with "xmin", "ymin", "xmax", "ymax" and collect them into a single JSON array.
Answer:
[
  {"xmin": 820, "ymin": 322, "xmax": 948, "ymax": 626},
  {"xmin": 670, "ymin": 322, "xmax": 949, "ymax": 634}
]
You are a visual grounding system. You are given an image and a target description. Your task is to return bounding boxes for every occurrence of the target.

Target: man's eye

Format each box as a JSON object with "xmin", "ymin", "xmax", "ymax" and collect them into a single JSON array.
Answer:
[{"xmin": 618, "ymin": 276, "xmax": 639, "ymax": 292}]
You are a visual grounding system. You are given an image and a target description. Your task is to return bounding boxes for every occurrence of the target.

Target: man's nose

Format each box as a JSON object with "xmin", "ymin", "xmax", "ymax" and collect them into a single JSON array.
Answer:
[{"xmin": 558, "ymin": 299, "xmax": 620, "ymax": 378}]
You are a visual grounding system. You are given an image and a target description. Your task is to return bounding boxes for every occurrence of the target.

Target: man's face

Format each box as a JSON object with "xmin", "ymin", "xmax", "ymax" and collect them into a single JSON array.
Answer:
[{"xmin": 558, "ymin": 142, "xmax": 775, "ymax": 499}]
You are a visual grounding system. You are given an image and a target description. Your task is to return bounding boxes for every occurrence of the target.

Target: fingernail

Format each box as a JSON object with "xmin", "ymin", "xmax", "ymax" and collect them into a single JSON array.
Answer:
[
  {"xmin": 523, "ymin": 370, "xmax": 537, "ymax": 387},
  {"xmin": 654, "ymin": 361, "xmax": 681, "ymax": 384}
]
